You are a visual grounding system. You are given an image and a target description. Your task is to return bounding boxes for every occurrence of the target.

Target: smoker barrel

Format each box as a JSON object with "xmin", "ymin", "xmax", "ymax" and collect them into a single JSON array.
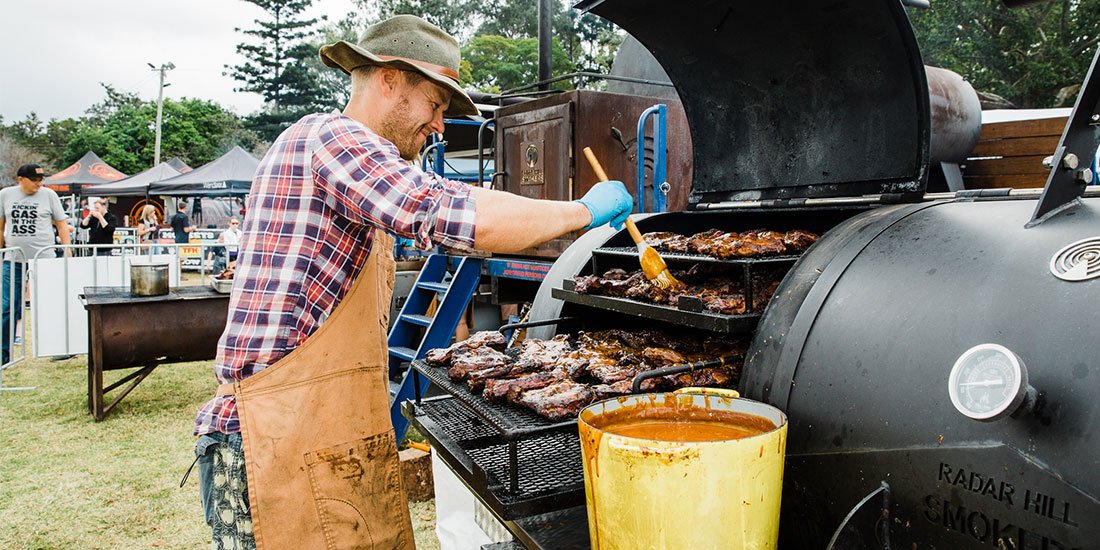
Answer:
[{"xmin": 742, "ymin": 198, "xmax": 1100, "ymax": 548}]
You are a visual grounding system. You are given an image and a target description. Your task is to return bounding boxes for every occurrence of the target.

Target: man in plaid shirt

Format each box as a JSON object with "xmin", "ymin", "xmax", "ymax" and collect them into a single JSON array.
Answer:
[{"xmin": 191, "ymin": 15, "xmax": 632, "ymax": 548}]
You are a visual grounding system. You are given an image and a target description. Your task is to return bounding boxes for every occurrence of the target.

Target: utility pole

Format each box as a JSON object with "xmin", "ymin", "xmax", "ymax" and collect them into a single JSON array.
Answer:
[
  {"xmin": 148, "ymin": 62, "xmax": 175, "ymax": 166},
  {"xmin": 537, "ymin": 0, "xmax": 552, "ymax": 91}
]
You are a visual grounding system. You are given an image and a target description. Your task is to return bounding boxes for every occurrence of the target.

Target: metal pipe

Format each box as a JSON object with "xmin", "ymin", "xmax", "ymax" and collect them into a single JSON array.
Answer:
[
  {"xmin": 630, "ymin": 355, "xmax": 738, "ymax": 394},
  {"xmin": 636, "ymin": 104, "xmax": 669, "ymax": 214},
  {"xmin": 694, "ymin": 186, "xmax": 1100, "ymax": 210},
  {"xmin": 498, "ymin": 71, "xmax": 676, "ymax": 96},
  {"xmin": 497, "ymin": 316, "xmax": 577, "ymax": 333},
  {"xmin": 537, "ymin": 0, "xmax": 552, "ymax": 91},
  {"xmin": 477, "ymin": 118, "xmax": 495, "ymax": 187}
]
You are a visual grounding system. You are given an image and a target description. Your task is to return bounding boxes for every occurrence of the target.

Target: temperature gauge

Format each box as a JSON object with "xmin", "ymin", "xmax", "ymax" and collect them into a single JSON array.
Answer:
[{"xmin": 948, "ymin": 344, "xmax": 1031, "ymax": 421}]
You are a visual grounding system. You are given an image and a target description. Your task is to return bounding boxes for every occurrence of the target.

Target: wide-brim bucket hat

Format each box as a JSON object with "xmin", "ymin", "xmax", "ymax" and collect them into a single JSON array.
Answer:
[{"xmin": 320, "ymin": 14, "xmax": 479, "ymax": 117}]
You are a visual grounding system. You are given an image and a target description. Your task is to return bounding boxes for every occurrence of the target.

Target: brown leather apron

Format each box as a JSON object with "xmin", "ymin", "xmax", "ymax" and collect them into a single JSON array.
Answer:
[{"xmin": 219, "ymin": 229, "xmax": 414, "ymax": 549}]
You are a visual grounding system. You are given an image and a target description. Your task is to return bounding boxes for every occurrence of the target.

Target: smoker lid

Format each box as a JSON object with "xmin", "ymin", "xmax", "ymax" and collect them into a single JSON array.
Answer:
[{"xmin": 576, "ymin": 0, "xmax": 931, "ymax": 203}]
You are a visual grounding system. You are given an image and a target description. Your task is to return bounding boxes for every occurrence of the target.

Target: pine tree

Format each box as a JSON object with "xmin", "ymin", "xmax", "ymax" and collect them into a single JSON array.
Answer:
[{"xmin": 226, "ymin": 0, "xmax": 327, "ymax": 139}]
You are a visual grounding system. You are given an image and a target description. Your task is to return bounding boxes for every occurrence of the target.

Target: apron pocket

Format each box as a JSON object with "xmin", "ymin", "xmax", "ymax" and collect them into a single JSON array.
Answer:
[{"xmin": 304, "ymin": 431, "xmax": 409, "ymax": 550}]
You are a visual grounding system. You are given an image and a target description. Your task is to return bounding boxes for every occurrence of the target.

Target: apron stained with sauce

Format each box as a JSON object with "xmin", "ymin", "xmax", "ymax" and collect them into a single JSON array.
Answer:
[{"xmin": 220, "ymin": 229, "xmax": 414, "ymax": 549}]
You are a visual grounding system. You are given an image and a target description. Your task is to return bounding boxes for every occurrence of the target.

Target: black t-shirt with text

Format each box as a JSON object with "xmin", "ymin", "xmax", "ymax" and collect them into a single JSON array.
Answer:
[{"xmin": 170, "ymin": 212, "xmax": 190, "ymax": 243}]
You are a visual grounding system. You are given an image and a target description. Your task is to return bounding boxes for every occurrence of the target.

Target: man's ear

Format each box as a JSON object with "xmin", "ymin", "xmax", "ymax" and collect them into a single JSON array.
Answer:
[{"xmin": 377, "ymin": 67, "xmax": 403, "ymax": 96}]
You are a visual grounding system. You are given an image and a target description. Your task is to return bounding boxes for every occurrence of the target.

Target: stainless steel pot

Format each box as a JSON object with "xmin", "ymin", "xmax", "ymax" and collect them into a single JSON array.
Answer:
[{"xmin": 130, "ymin": 262, "xmax": 170, "ymax": 296}]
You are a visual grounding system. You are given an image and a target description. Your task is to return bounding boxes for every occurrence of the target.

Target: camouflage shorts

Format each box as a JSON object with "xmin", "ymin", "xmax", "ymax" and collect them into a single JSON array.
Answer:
[{"xmin": 195, "ymin": 432, "xmax": 255, "ymax": 550}]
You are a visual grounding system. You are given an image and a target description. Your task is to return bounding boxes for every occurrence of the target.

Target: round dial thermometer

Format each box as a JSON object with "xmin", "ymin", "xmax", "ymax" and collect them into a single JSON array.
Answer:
[{"xmin": 948, "ymin": 344, "xmax": 1029, "ymax": 421}]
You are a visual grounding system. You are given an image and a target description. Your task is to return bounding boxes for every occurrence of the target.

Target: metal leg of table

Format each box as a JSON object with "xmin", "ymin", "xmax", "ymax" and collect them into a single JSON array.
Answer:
[{"xmin": 92, "ymin": 364, "xmax": 158, "ymax": 422}]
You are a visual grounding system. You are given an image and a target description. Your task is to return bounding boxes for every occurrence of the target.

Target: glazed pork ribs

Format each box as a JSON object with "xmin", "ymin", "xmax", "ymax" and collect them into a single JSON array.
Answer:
[
  {"xmin": 573, "ymin": 263, "xmax": 785, "ymax": 315},
  {"xmin": 643, "ymin": 228, "xmax": 819, "ymax": 258},
  {"xmin": 427, "ymin": 330, "xmax": 745, "ymax": 420},
  {"xmin": 426, "ymin": 330, "xmax": 507, "ymax": 366}
]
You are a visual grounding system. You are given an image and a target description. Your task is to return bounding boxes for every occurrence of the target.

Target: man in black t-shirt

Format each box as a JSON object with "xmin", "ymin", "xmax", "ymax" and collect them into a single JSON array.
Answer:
[
  {"xmin": 170, "ymin": 201, "xmax": 194, "ymax": 244},
  {"xmin": 80, "ymin": 199, "xmax": 117, "ymax": 256}
]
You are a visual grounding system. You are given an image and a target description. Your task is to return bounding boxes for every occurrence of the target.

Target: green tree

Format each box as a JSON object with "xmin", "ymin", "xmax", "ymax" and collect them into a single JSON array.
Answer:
[
  {"xmin": 227, "ymin": 0, "xmax": 328, "ymax": 139},
  {"xmin": 910, "ymin": 0, "xmax": 1100, "ymax": 108},
  {"xmin": 61, "ymin": 96, "xmax": 261, "ymax": 175},
  {"xmin": 1, "ymin": 112, "xmax": 80, "ymax": 170},
  {"xmin": 358, "ymin": 0, "xmax": 479, "ymax": 39},
  {"xmin": 301, "ymin": 13, "xmax": 362, "ymax": 112},
  {"xmin": 473, "ymin": 0, "xmax": 621, "ymax": 90},
  {"xmin": 351, "ymin": 0, "xmax": 623, "ymax": 91},
  {"xmin": 462, "ymin": 35, "xmax": 574, "ymax": 93}
]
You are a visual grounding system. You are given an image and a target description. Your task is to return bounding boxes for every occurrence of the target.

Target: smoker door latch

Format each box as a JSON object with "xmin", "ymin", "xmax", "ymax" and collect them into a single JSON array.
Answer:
[{"xmin": 826, "ymin": 481, "xmax": 893, "ymax": 550}]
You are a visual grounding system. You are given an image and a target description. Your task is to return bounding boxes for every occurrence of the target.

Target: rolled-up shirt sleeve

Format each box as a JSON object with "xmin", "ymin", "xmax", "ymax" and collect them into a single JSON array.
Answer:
[{"xmin": 313, "ymin": 117, "xmax": 477, "ymax": 252}]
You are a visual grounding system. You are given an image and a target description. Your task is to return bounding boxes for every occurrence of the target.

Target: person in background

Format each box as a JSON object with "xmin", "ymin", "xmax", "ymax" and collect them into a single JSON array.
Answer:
[
  {"xmin": 192, "ymin": 197, "xmax": 204, "ymax": 226},
  {"xmin": 217, "ymin": 217, "xmax": 242, "ymax": 270},
  {"xmin": 0, "ymin": 164, "xmax": 71, "ymax": 364},
  {"xmin": 136, "ymin": 204, "xmax": 160, "ymax": 247},
  {"xmin": 80, "ymin": 199, "xmax": 117, "ymax": 256},
  {"xmin": 170, "ymin": 201, "xmax": 194, "ymax": 244}
]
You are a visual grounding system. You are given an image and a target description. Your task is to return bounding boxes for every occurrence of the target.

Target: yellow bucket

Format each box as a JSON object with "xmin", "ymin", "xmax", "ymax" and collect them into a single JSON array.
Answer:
[{"xmin": 578, "ymin": 388, "xmax": 787, "ymax": 550}]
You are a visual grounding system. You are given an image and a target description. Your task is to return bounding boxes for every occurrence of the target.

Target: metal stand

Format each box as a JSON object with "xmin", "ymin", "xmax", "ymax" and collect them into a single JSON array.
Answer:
[
  {"xmin": 0, "ymin": 365, "xmax": 35, "ymax": 392},
  {"xmin": 0, "ymin": 251, "xmax": 32, "ymax": 391},
  {"xmin": 1029, "ymin": 45, "xmax": 1100, "ymax": 225}
]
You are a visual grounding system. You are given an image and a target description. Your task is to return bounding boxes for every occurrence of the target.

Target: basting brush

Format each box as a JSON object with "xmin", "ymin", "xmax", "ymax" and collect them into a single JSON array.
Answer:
[{"xmin": 582, "ymin": 147, "xmax": 682, "ymax": 290}]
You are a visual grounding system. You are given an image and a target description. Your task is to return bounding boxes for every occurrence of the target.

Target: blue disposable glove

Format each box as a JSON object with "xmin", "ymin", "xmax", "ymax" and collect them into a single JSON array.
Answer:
[{"xmin": 575, "ymin": 180, "xmax": 634, "ymax": 230}]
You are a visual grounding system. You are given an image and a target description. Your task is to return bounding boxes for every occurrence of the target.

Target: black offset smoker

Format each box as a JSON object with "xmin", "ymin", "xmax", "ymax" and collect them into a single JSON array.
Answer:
[{"xmin": 406, "ymin": 0, "xmax": 1100, "ymax": 548}]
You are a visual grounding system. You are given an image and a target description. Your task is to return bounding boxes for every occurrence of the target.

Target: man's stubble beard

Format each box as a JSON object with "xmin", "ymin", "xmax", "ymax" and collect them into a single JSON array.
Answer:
[{"xmin": 378, "ymin": 97, "xmax": 426, "ymax": 161}]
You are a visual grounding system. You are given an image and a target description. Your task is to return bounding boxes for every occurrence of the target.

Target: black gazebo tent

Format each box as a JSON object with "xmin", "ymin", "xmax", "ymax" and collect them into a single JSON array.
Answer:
[
  {"xmin": 148, "ymin": 146, "xmax": 259, "ymax": 197},
  {"xmin": 166, "ymin": 157, "xmax": 192, "ymax": 173},
  {"xmin": 79, "ymin": 162, "xmax": 181, "ymax": 197},
  {"xmin": 45, "ymin": 151, "xmax": 127, "ymax": 193}
]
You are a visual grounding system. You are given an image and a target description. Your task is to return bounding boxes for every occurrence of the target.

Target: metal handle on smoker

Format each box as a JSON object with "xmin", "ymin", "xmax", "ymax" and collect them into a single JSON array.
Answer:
[
  {"xmin": 630, "ymin": 354, "xmax": 739, "ymax": 394},
  {"xmin": 673, "ymin": 386, "xmax": 741, "ymax": 399},
  {"xmin": 498, "ymin": 316, "xmax": 578, "ymax": 333}
]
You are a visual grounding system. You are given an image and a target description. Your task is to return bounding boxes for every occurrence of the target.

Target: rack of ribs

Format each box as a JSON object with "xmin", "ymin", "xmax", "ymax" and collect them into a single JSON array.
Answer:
[
  {"xmin": 426, "ymin": 330, "xmax": 507, "ymax": 366},
  {"xmin": 447, "ymin": 347, "xmax": 511, "ymax": 382},
  {"xmin": 516, "ymin": 380, "xmax": 596, "ymax": 420},
  {"xmin": 426, "ymin": 329, "xmax": 747, "ymax": 419},
  {"xmin": 642, "ymin": 228, "xmax": 819, "ymax": 258}
]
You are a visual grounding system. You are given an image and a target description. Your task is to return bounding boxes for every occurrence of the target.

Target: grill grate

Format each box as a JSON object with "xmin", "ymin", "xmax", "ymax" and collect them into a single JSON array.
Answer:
[
  {"xmin": 553, "ymin": 282, "xmax": 761, "ymax": 333},
  {"xmin": 409, "ymin": 398, "xmax": 586, "ymax": 519},
  {"xmin": 593, "ymin": 246, "xmax": 801, "ymax": 266}
]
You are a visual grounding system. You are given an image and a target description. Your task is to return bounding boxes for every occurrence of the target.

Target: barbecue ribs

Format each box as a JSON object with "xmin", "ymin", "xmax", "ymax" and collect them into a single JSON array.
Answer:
[
  {"xmin": 642, "ymin": 228, "xmax": 819, "ymax": 258},
  {"xmin": 426, "ymin": 330, "xmax": 507, "ymax": 366},
  {"xmin": 428, "ymin": 328, "xmax": 747, "ymax": 419}
]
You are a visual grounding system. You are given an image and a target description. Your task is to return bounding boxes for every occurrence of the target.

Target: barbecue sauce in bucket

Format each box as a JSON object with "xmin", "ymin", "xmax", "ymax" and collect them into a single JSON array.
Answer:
[
  {"xmin": 579, "ymin": 391, "xmax": 787, "ymax": 549},
  {"xmin": 593, "ymin": 403, "xmax": 775, "ymax": 442}
]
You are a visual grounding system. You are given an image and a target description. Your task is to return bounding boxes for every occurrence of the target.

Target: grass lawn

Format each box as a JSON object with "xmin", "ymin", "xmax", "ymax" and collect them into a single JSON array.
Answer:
[{"xmin": 0, "ymin": 348, "xmax": 440, "ymax": 549}]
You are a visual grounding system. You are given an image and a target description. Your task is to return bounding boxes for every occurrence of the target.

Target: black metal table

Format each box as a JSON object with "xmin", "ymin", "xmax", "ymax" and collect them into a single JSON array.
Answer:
[{"xmin": 82, "ymin": 286, "xmax": 229, "ymax": 421}]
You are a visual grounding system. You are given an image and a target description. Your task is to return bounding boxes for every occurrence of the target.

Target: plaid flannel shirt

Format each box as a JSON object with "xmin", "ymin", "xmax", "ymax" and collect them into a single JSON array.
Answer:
[{"xmin": 194, "ymin": 113, "xmax": 477, "ymax": 436}]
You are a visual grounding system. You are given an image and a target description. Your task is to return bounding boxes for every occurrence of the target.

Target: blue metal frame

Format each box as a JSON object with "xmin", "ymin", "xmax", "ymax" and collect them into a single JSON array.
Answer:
[
  {"xmin": 636, "ymin": 104, "xmax": 669, "ymax": 213},
  {"xmin": 421, "ymin": 134, "xmax": 447, "ymax": 176},
  {"xmin": 387, "ymin": 254, "xmax": 484, "ymax": 441},
  {"xmin": 482, "ymin": 257, "xmax": 552, "ymax": 282}
]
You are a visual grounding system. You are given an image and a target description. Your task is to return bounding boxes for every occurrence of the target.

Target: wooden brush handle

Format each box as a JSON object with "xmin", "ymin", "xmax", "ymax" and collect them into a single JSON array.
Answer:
[
  {"xmin": 623, "ymin": 217, "xmax": 644, "ymax": 245},
  {"xmin": 582, "ymin": 147, "xmax": 610, "ymax": 182},
  {"xmin": 582, "ymin": 146, "xmax": 642, "ymax": 244}
]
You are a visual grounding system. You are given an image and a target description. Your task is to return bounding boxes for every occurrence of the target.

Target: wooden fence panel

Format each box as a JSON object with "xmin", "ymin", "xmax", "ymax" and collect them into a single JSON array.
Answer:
[{"xmin": 962, "ymin": 116, "xmax": 1067, "ymax": 190}]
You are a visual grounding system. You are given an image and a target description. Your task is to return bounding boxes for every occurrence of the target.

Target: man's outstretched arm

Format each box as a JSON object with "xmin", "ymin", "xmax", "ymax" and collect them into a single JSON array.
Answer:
[{"xmin": 470, "ymin": 181, "xmax": 632, "ymax": 253}]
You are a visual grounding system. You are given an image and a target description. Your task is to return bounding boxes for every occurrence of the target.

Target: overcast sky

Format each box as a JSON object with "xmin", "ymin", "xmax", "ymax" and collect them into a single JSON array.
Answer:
[{"xmin": 0, "ymin": 0, "xmax": 359, "ymax": 123}]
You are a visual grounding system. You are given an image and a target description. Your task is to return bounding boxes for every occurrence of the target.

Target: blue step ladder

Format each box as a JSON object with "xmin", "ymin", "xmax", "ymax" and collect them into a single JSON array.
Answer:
[{"xmin": 388, "ymin": 254, "xmax": 483, "ymax": 442}]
